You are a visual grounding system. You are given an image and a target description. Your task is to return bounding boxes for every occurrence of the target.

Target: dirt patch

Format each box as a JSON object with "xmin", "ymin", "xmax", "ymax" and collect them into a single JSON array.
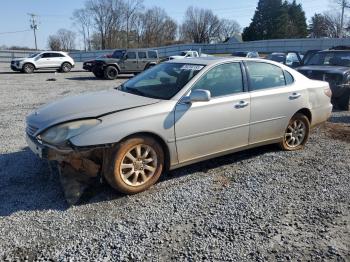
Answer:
[{"xmin": 323, "ymin": 122, "xmax": 350, "ymax": 143}]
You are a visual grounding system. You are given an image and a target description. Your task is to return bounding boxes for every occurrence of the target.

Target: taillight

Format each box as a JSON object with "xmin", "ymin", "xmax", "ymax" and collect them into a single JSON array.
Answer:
[{"xmin": 324, "ymin": 87, "xmax": 332, "ymax": 97}]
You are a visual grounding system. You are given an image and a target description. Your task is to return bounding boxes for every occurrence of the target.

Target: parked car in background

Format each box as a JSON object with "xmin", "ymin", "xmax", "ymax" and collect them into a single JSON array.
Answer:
[
  {"xmin": 167, "ymin": 50, "xmax": 212, "ymax": 60},
  {"xmin": 10, "ymin": 51, "xmax": 75, "ymax": 73},
  {"xmin": 83, "ymin": 53, "xmax": 112, "ymax": 72},
  {"xmin": 297, "ymin": 50, "xmax": 350, "ymax": 110},
  {"xmin": 267, "ymin": 52, "xmax": 303, "ymax": 68},
  {"xmin": 26, "ymin": 57, "xmax": 332, "ymax": 204},
  {"xmin": 232, "ymin": 51, "xmax": 259, "ymax": 58},
  {"xmin": 91, "ymin": 49, "xmax": 159, "ymax": 80}
]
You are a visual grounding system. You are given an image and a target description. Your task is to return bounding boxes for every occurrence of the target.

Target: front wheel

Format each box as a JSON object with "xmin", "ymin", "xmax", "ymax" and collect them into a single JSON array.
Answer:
[
  {"xmin": 104, "ymin": 66, "xmax": 119, "ymax": 80},
  {"xmin": 22, "ymin": 63, "xmax": 35, "ymax": 74},
  {"xmin": 279, "ymin": 113, "xmax": 310, "ymax": 151},
  {"xmin": 105, "ymin": 136, "xmax": 164, "ymax": 194},
  {"xmin": 61, "ymin": 62, "xmax": 72, "ymax": 73}
]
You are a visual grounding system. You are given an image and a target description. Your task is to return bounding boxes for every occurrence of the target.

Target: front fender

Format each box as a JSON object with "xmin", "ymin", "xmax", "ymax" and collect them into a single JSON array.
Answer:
[{"xmin": 69, "ymin": 101, "xmax": 179, "ymax": 165}]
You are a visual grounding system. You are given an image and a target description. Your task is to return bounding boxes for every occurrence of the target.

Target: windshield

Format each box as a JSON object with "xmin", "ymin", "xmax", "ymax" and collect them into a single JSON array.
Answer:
[
  {"xmin": 306, "ymin": 52, "xmax": 350, "ymax": 67},
  {"xmin": 112, "ymin": 50, "xmax": 125, "ymax": 59},
  {"xmin": 118, "ymin": 63, "xmax": 205, "ymax": 100},
  {"xmin": 28, "ymin": 53, "xmax": 39, "ymax": 58},
  {"xmin": 179, "ymin": 51, "xmax": 187, "ymax": 56}
]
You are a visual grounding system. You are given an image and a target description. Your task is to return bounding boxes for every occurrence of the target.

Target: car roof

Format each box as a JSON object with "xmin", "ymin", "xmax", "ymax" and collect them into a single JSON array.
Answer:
[{"xmin": 166, "ymin": 57, "xmax": 272, "ymax": 66}]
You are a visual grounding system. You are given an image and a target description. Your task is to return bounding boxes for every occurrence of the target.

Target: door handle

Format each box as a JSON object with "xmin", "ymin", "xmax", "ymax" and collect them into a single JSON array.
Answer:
[
  {"xmin": 289, "ymin": 92, "xmax": 301, "ymax": 100},
  {"xmin": 235, "ymin": 100, "xmax": 249, "ymax": 109}
]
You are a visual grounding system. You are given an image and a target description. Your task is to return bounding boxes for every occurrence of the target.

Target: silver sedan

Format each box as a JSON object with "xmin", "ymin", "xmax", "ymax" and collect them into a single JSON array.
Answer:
[{"xmin": 26, "ymin": 57, "xmax": 333, "ymax": 203}]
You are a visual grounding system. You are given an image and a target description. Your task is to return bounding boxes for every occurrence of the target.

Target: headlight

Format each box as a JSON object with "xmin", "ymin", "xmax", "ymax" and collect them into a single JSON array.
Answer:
[{"xmin": 39, "ymin": 119, "xmax": 100, "ymax": 145}]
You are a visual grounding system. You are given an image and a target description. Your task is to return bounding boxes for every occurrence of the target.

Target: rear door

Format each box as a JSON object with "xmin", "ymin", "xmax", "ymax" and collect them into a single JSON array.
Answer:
[
  {"xmin": 137, "ymin": 51, "xmax": 148, "ymax": 71},
  {"xmin": 50, "ymin": 53, "xmax": 65, "ymax": 67},
  {"xmin": 245, "ymin": 61, "xmax": 307, "ymax": 144},
  {"xmin": 175, "ymin": 62, "xmax": 250, "ymax": 163}
]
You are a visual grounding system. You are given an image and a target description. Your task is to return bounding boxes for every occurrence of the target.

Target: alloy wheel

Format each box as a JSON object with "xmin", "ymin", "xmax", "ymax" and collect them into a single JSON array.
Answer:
[
  {"xmin": 285, "ymin": 119, "xmax": 306, "ymax": 148},
  {"xmin": 119, "ymin": 144, "xmax": 158, "ymax": 187}
]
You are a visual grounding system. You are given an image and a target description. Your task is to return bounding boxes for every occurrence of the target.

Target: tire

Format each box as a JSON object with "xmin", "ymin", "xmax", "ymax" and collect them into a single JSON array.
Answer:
[
  {"xmin": 105, "ymin": 136, "xmax": 164, "ymax": 194},
  {"xmin": 61, "ymin": 62, "xmax": 72, "ymax": 73},
  {"xmin": 22, "ymin": 63, "xmax": 35, "ymax": 74},
  {"xmin": 92, "ymin": 69, "xmax": 104, "ymax": 79},
  {"xmin": 279, "ymin": 113, "xmax": 310, "ymax": 151},
  {"xmin": 104, "ymin": 66, "xmax": 119, "ymax": 80}
]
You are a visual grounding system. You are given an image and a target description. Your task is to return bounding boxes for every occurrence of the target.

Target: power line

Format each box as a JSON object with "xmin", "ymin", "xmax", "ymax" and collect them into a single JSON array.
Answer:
[{"xmin": 0, "ymin": 29, "xmax": 31, "ymax": 35}]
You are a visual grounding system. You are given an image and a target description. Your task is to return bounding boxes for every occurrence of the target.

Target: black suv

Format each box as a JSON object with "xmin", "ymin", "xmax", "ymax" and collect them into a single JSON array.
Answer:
[
  {"xmin": 91, "ymin": 49, "xmax": 159, "ymax": 80},
  {"xmin": 297, "ymin": 50, "xmax": 350, "ymax": 110}
]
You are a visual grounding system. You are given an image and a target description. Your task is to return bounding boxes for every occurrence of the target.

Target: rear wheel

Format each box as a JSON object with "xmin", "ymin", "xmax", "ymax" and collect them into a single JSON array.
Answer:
[
  {"xmin": 279, "ymin": 113, "xmax": 310, "ymax": 151},
  {"xmin": 22, "ymin": 63, "xmax": 35, "ymax": 74},
  {"xmin": 104, "ymin": 136, "xmax": 164, "ymax": 194},
  {"xmin": 61, "ymin": 62, "xmax": 72, "ymax": 73},
  {"xmin": 104, "ymin": 66, "xmax": 119, "ymax": 80}
]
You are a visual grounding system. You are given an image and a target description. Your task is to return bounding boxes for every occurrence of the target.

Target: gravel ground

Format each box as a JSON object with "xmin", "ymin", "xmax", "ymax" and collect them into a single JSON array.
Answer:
[{"xmin": 0, "ymin": 63, "xmax": 349, "ymax": 261}]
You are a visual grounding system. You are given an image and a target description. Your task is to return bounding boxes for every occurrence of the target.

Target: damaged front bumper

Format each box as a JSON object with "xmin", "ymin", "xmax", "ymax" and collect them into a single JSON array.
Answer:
[{"xmin": 26, "ymin": 134, "xmax": 105, "ymax": 205}]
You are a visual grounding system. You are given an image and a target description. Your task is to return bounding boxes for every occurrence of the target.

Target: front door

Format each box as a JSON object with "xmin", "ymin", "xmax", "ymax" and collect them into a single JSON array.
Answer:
[
  {"xmin": 175, "ymin": 62, "xmax": 250, "ymax": 163},
  {"xmin": 35, "ymin": 53, "xmax": 53, "ymax": 68},
  {"xmin": 123, "ymin": 51, "xmax": 138, "ymax": 72}
]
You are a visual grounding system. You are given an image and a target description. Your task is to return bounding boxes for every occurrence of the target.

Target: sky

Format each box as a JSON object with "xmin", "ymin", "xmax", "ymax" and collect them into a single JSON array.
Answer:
[{"xmin": 0, "ymin": 0, "xmax": 335, "ymax": 50}]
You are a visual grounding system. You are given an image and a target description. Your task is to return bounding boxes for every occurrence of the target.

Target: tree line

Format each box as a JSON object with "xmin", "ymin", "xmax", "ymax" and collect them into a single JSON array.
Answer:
[
  {"xmin": 47, "ymin": 0, "xmax": 350, "ymax": 51},
  {"xmin": 48, "ymin": 0, "xmax": 241, "ymax": 51}
]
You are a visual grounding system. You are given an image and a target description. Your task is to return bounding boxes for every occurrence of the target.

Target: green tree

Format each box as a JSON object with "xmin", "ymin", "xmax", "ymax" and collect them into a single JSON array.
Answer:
[
  {"xmin": 243, "ymin": 0, "xmax": 307, "ymax": 40},
  {"xmin": 243, "ymin": 0, "xmax": 283, "ymax": 41}
]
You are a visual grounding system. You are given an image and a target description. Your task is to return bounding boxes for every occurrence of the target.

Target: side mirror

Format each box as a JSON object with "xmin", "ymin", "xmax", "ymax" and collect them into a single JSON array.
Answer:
[{"xmin": 181, "ymin": 89, "xmax": 211, "ymax": 104}]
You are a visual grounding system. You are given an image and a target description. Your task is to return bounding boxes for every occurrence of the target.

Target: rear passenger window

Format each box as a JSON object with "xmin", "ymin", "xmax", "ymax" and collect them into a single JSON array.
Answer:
[
  {"xmin": 191, "ymin": 63, "xmax": 244, "ymax": 97},
  {"xmin": 246, "ymin": 62, "xmax": 286, "ymax": 91},
  {"xmin": 127, "ymin": 52, "xmax": 136, "ymax": 59},
  {"xmin": 148, "ymin": 51, "xmax": 158, "ymax": 59},
  {"xmin": 284, "ymin": 71, "xmax": 294, "ymax": 85},
  {"xmin": 138, "ymin": 52, "xmax": 146, "ymax": 59}
]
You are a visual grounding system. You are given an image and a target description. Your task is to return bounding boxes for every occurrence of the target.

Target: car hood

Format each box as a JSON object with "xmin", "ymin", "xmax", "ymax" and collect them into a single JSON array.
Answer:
[
  {"xmin": 26, "ymin": 89, "xmax": 160, "ymax": 133},
  {"xmin": 297, "ymin": 65, "xmax": 350, "ymax": 75}
]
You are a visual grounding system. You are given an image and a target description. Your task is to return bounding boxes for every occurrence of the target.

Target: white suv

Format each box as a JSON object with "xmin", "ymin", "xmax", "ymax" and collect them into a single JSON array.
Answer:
[{"xmin": 10, "ymin": 51, "xmax": 75, "ymax": 73}]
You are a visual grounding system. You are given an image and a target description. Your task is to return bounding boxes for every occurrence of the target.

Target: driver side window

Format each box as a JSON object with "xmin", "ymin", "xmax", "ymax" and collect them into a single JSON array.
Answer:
[{"xmin": 191, "ymin": 63, "xmax": 244, "ymax": 98}]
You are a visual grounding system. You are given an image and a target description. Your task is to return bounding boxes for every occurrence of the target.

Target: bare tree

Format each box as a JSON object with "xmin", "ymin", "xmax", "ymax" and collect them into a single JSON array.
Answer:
[
  {"xmin": 86, "ymin": 0, "xmax": 118, "ymax": 49},
  {"xmin": 142, "ymin": 7, "xmax": 177, "ymax": 47},
  {"xmin": 218, "ymin": 19, "xmax": 241, "ymax": 42},
  {"xmin": 180, "ymin": 7, "xmax": 221, "ymax": 43},
  {"xmin": 57, "ymin": 29, "xmax": 76, "ymax": 51},
  {"xmin": 324, "ymin": 11, "xmax": 344, "ymax": 37},
  {"xmin": 47, "ymin": 35, "xmax": 62, "ymax": 50},
  {"xmin": 72, "ymin": 8, "xmax": 93, "ymax": 51},
  {"xmin": 124, "ymin": 0, "xmax": 143, "ymax": 47}
]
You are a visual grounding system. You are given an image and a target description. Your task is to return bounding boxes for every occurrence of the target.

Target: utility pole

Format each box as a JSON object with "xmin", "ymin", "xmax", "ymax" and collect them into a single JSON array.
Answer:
[
  {"xmin": 28, "ymin": 13, "xmax": 38, "ymax": 50},
  {"xmin": 340, "ymin": 0, "xmax": 350, "ymax": 38}
]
